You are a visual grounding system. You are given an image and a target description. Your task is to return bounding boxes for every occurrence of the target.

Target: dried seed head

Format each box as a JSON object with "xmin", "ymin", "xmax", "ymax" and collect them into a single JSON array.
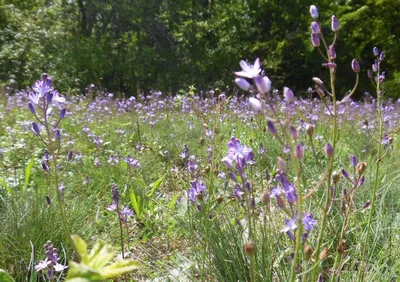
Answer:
[
  {"xmin": 356, "ymin": 162, "xmax": 367, "ymax": 175},
  {"xmin": 304, "ymin": 245, "xmax": 313, "ymax": 260},
  {"xmin": 332, "ymin": 171, "xmax": 341, "ymax": 184},
  {"xmin": 261, "ymin": 189, "xmax": 270, "ymax": 205},
  {"xmin": 319, "ymin": 248, "xmax": 328, "ymax": 261},
  {"xmin": 337, "ymin": 240, "xmax": 346, "ymax": 254},
  {"xmin": 306, "ymin": 124, "xmax": 315, "ymax": 137},
  {"xmin": 244, "ymin": 240, "xmax": 255, "ymax": 257}
]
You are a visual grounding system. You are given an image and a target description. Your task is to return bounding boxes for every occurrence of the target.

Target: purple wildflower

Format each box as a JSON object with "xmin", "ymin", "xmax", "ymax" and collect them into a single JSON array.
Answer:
[{"xmin": 235, "ymin": 58, "xmax": 262, "ymax": 79}]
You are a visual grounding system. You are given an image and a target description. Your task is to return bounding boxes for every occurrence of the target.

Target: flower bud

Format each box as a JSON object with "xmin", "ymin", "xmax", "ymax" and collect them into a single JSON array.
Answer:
[
  {"xmin": 55, "ymin": 129, "xmax": 61, "ymax": 140},
  {"xmin": 373, "ymin": 47, "xmax": 379, "ymax": 56},
  {"xmin": 46, "ymin": 195, "xmax": 51, "ymax": 205},
  {"xmin": 47, "ymin": 268, "xmax": 54, "ymax": 280},
  {"xmin": 311, "ymin": 33, "xmax": 320, "ymax": 47},
  {"xmin": 306, "ymin": 124, "xmax": 314, "ymax": 137},
  {"xmin": 372, "ymin": 61, "xmax": 378, "ymax": 72},
  {"xmin": 249, "ymin": 97, "xmax": 262, "ymax": 113},
  {"xmin": 359, "ymin": 175, "xmax": 365, "ymax": 186},
  {"xmin": 342, "ymin": 169, "xmax": 350, "ymax": 179},
  {"xmin": 32, "ymin": 122, "xmax": 40, "ymax": 135},
  {"xmin": 324, "ymin": 143, "xmax": 334, "ymax": 158},
  {"xmin": 367, "ymin": 70, "xmax": 372, "ymax": 79},
  {"xmin": 331, "ymin": 15, "xmax": 339, "ymax": 32},
  {"xmin": 316, "ymin": 86, "xmax": 325, "ymax": 98},
  {"xmin": 329, "ymin": 45, "xmax": 336, "ymax": 60},
  {"xmin": 362, "ymin": 200, "xmax": 370, "ymax": 209},
  {"xmin": 351, "ymin": 59, "xmax": 360, "ymax": 73},
  {"xmin": 41, "ymin": 73, "xmax": 48, "ymax": 80},
  {"xmin": 46, "ymin": 93, "xmax": 53, "ymax": 104},
  {"xmin": 277, "ymin": 157, "xmax": 286, "ymax": 172},
  {"xmin": 283, "ymin": 87, "xmax": 294, "ymax": 103},
  {"xmin": 289, "ymin": 125, "xmax": 298, "ymax": 140},
  {"xmin": 379, "ymin": 52, "xmax": 385, "ymax": 61},
  {"xmin": 42, "ymin": 161, "xmax": 49, "ymax": 172},
  {"xmin": 254, "ymin": 75, "xmax": 271, "ymax": 95},
  {"xmin": 322, "ymin": 62, "xmax": 337, "ymax": 69},
  {"xmin": 310, "ymin": 5, "xmax": 319, "ymax": 19},
  {"xmin": 319, "ymin": 248, "xmax": 328, "ymax": 261},
  {"xmin": 304, "ymin": 245, "xmax": 313, "ymax": 260},
  {"xmin": 67, "ymin": 150, "xmax": 73, "ymax": 161},
  {"xmin": 350, "ymin": 155, "xmax": 357, "ymax": 167},
  {"xmin": 267, "ymin": 120, "xmax": 277, "ymax": 136},
  {"xmin": 59, "ymin": 108, "xmax": 67, "ymax": 119},
  {"xmin": 244, "ymin": 240, "xmax": 255, "ymax": 257},
  {"xmin": 311, "ymin": 22, "xmax": 320, "ymax": 34},
  {"xmin": 295, "ymin": 143, "xmax": 304, "ymax": 159},
  {"xmin": 28, "ymin": 102, "xmax": 36, "ymax": 114},
  {"xmin": 235, "ymin": 78, "xmax": 251, "ymax": 91},
  {"xmin": 312, "ymin": 77, "xmax": 324, "ymax": 85}
]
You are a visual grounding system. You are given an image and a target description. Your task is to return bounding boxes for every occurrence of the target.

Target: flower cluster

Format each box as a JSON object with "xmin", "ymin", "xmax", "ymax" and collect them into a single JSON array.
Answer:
[
  {"xmin": 222, "ymin": 137, "xmax": 255, "ymax": 199},
  {"xmin": 107, "ymin": 183, "xmax": 134, "ymax": 223},
  {"xmin": 35, "ymin": 241, "xmax": 68, "ymax": 280}
]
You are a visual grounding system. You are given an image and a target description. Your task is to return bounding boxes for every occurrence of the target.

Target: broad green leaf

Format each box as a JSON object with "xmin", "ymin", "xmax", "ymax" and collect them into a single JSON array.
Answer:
[
  {"xmin": 87, "ymin": 240, "xmax": 115, "ymax": 269},
  {"xmin": 147, "ymin": 176, "xmax": 164, "ymax": 197},
  {"xmin": 66, "ymin": 236, "xmax": 139, "ymax": 282},
  {"xmin": 0, "ymin": 269, "xmax": 15, "ymax": 282},
  {"xmin": 65, "ymin": 261, "xmax": 103, "ymax": 282},
  {"xmin": 130, "ymin": 191, "xmax": 140, "ymax": 217},
  {"xmin": 71, "ymin": 235, "xmax": 88, "ymax": 263},
  {"xmin": 100, "ymin": 260, "xmax": 140, "ymax": 279}
]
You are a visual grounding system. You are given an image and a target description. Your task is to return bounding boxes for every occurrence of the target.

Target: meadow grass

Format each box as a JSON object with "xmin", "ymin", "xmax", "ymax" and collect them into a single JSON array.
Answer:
[{"xmin": 0, "ymin": 88, "xmax": 399, "ymax": 281}]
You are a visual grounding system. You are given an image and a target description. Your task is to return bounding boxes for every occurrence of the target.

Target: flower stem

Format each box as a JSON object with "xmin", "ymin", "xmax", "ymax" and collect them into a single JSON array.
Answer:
[
  {"xmin": 311, "ymin": 66, "xmax": 338, "ymax": 282},
  {"xmin": 358, "ymin": 67, "xmax": 383, "ymax": 281}
]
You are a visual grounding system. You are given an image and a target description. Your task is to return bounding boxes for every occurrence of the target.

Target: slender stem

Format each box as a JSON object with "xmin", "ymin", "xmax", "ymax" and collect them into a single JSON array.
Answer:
[
  {"xmin": 331, "ymin": 181, "xmax": 357, "ymax": 281},
  {"xmin": 117, "ymin": 207, "xmax": 125, "ymax": 259},
  {"xmin": 359, "ymin": 66, "xmax": 383, "ymax": 281},
  {"xmin": 311, "ymin": 66, "xmax": 338, "ymax": 282},
  {"xmin": 309, "ymin": 136, "xmax": 322, "ymax": 169},
  {"xmin": 42, "ymin": 104, "xmax": 76, "ymax": 258}
]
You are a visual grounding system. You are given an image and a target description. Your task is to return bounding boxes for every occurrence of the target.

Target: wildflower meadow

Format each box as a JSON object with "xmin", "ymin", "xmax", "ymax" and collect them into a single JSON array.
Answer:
[{"xmin": 1, "ymin": 3, "xmax": 400, "ymax": 282}]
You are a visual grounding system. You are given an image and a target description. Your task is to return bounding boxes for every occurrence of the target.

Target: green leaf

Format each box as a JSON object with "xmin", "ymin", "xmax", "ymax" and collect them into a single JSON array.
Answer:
[
  {"xmin": 100, "ymin": 260, "xmax": 140, "ymax": 279},
  {"xmin": 0, "ymin": 177, "xmax": 12, "ymax": 194},
  {"xmin": 65, "ymin": 262, "xmax": 103, "ymax": 282},
  {"xmin": 0, "ymin": 269, "xmax": 15, "ymax": 282},
  {"xmin": 23, "ymin": 158, "xmax": 34, "ymax": 196},
  {"xmin": 168, "ymin": 193, "xmax": 180, "ymax": 209},
  {"xmin": 130, "ymin": 191, "xmax": 140, "ymax": 217},
  {"xmin": 87, "ymin": 240, "xmax": 115, "ymax": 269},
  {"xmin": 71, "ymin": 235, "xmax": 88, "ymax": 263},
  {"xmin": 147, "ymin": 176, "xmax": 164, "ymax": 197},
  {"xmin": 66, "ymin": 236, "xmax": 139, "ymax": 282}
]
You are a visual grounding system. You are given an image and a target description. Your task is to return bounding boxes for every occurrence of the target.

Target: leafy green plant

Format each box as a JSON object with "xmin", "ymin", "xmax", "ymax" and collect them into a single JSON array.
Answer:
[{"xmin": 65, "ymin": 235, "xmax": 140, "ymax": 282}]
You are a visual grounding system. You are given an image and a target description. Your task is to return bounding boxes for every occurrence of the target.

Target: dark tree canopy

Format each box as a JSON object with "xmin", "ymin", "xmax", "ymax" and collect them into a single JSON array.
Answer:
[{"xmin": 0, "ymin": 0, "xmax": 398, "ymax": 98}]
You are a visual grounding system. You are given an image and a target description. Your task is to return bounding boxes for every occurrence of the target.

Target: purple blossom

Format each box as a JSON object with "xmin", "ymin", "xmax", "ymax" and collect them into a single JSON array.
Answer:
[
  {"xmin": 221, "ymin": 137, "xmax": 254, "ymax": 170},
  {"xmin": 235, "ymin": 58, "xmax": 262, "ymax": 79},
  {"xmin": 120, "ymin": 205, "xmax": 134, "ymax": 222},
  {"xmin": 188, "ymin": 180, "xmax": 206, "ymax": 203}
]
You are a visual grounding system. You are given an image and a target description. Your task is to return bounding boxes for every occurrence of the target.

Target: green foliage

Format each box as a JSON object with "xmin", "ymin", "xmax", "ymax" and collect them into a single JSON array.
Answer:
[
  {"xmin": 0, "ymin": 269, "xmax": 15, "ymax": 282},
  {"xmin": 65, "ymin": 235, "xmax": 140, "ymax": 281},
  {"xmin": 0, "ymin": 0, "xmax": 398, "ymax": 97}
]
